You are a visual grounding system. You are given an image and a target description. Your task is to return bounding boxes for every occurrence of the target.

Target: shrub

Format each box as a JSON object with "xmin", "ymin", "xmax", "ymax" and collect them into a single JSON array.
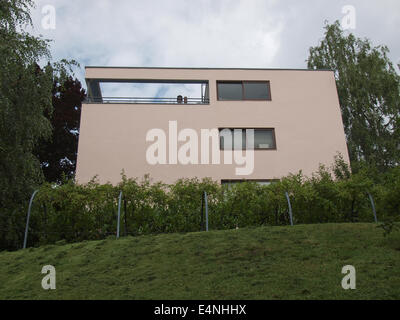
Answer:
[{"xmin": 1, "ymin": 161, "xmax": 399, "ymax": 251}]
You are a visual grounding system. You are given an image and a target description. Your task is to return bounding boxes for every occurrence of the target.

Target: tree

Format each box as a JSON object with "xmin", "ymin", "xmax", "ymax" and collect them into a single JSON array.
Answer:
[
  {"xmin": 35, "ymin": 77, "xmax": 86, "ymax": 183},
  {"xmin": 0, "ymin": 0, "xmax": 53, "ymax": 208},
  {"xmin": 307, "ymin": 21, "xmax": 400, "ymax": 171},
  {"xmin": 0, "ymin": 0, "xmax": 77, "ymax": 207}
]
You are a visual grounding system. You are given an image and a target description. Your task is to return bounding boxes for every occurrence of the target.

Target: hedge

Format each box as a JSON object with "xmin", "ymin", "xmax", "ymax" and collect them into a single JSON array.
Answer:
[{"xmin": 1, "ymin": 158, "xmax": 399, "ymax": 251}]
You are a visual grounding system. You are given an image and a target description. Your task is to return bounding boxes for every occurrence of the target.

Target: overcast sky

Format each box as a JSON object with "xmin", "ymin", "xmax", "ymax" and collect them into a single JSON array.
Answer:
[{"xmin": 28, "ymin": 0, "xmax": 400, "ymax": 91}]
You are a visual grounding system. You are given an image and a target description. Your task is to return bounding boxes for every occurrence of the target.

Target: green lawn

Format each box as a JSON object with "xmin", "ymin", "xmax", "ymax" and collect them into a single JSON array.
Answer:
[{"xmin": 0, "ymin": 223, "xmax": 399, "ymax": 300}]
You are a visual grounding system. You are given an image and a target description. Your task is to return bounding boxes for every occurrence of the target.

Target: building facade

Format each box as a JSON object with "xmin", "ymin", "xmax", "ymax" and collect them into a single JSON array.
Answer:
[{"xmin": 76, "ymin": 67, "xmax": 350, "ymax": 185}]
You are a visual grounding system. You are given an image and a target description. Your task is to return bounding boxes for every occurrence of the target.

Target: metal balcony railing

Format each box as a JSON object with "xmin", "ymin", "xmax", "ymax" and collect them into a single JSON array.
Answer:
[{"xmin": 85, "ymin": 96, "xmax": 210, "ymax": 104}]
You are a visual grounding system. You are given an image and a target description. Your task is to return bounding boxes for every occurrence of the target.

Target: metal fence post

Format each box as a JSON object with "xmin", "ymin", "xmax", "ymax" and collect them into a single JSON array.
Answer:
[
  {"xmin": 204, "ymin": 191, "xmax": 209, "ymax": 232},
  {"xmin": 117, "ymin": 191, "xmax": 122, "ymax": 239},
  {"xmin": 200, "ymin": 193, "xmax": 204, "ymax": 230},
  {"xmin": 124, "ymin": 198, "xmax": 127, "ymax": 236},
  {"xmin": 23, "ymin": 190, "xmax": 39, "ymax": 249},
  {"xmin": 367, "ymin": 193, "xmax": 378, "ymax": 223},
  {"xmin": 285, "ymin": 191, "xmax": 294, "ymax": 226}
]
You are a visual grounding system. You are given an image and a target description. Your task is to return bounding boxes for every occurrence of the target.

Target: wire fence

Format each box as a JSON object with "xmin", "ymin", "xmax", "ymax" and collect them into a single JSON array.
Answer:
[
  {"xmin": 2, "ymin": 166, "xmax": 398, "ymax": 252},
  {"xmin": 17, "ymin": 187, "xmax": 381, "ymax": 250}
]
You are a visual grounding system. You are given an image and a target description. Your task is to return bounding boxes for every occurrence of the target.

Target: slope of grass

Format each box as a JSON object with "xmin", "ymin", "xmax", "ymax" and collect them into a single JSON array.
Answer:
[{"xmin": 0, "ymin": 223, "xmax": 399, "ymax": 300}]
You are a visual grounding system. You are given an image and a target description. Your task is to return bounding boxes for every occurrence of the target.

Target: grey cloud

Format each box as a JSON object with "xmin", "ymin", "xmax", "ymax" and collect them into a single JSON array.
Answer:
[{"xmin": 29, "ymin": 0, "xmax": 399, "ymax": 88}]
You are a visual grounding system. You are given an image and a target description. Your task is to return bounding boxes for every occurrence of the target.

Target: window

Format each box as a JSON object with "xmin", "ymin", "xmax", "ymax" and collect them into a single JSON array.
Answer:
[
  {"xmin": 243, "ymin": 82, "xmax": 270, "ymax": 100},
  {"xmin": 221, "ymin": 180, "xmax": 278, "ymax": 187},
  {"xmin": 217, "ymin": 82, "xmax": 243, "ymax": 100},
  {"xmin": 217, "ymin": 81, "xmax": 271, "ymax": 101},
  {"xmin": 219, "ymin": 128, "xmax": 276, "ymax": 150},
  {"xmin": 253, "ymin": 129, "xmax": 275, "ymax": 149}
]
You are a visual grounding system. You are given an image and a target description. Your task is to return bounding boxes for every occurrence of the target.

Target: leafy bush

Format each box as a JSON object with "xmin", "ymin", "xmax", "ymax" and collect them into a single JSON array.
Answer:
[{"xmin": 1, "ymin": 159, "xmax": 399, "ymax": 251}]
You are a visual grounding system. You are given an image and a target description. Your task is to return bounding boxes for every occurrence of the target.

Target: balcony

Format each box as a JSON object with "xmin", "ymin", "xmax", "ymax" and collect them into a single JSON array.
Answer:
[
  {"xmin": 85, "ymin": 79, "xmax": 210, "ymax": 105},
  {"xmin": 85, "ymin": 96, "xmax": 209, "ymax": 104}
]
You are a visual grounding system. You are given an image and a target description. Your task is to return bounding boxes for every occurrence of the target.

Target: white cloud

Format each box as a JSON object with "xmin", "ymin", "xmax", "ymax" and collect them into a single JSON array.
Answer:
[{"xmin": 28, "ymin": 0, "xmax": 400, "ymax": 89}]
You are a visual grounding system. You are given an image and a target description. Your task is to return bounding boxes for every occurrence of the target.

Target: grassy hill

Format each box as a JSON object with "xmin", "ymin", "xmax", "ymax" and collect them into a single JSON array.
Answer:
[{"xmin": 0, "ymin": 223, "xmax": 399, "ymax": 300}]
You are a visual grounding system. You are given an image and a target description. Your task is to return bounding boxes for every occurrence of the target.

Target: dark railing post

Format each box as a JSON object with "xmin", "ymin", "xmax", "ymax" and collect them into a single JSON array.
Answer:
[
  {"xmin": 117, "ymin": 191, "xmax": 122, "ymax": 239},
  {"xmin": 367, "ymin": 193, "xmax": 378, "ymax": 223},
  {"xmin": 200, "ymin": 193, "xmax": 204, "ymax": 230},
  {"xmin": 23, "ymin": 190, "xmax": 39, "ymax": 249},
  {"xmin": 204, "ymin": 191, "xmax": 209, "ymax": 232},
  {"xmin": 285, "ymin": 191, "xmax": 294, "ymax": 226},
  {"xmin": 124, "ymin": 198, "xmax": 127, "ymax": 236}
]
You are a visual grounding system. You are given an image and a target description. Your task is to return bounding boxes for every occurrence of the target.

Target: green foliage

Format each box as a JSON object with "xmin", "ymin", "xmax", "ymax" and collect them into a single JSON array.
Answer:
[
  {"xmin": 1, "ymin": 158, "xmax": 399, "ymax": 251},
  {"xmin": 35, "ymin": 76, "xmax": 86, "ymax": 182},
  {"xmin": 1, "ymin": 0, "xmax": 80, "ymax": 208},
  {"xmin": 307, "ymin": 21, "xmax": 400, "ymax": 171},
  {"xmin": 0, "ymin": 13, "xmax": 53, "ymax": 207}
]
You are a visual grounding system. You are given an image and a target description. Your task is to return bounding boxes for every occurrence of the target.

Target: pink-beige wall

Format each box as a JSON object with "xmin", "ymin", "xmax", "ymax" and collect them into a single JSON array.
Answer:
[{"xmin": 76, "ymin": 67, "xmax": 350, "ymax": 185}]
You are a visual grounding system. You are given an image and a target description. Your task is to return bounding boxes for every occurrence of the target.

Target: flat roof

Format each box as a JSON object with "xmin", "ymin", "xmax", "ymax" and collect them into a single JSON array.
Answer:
[{"xmin": 85, "ymin": 66, "xmax": 334, "ymax": 72}]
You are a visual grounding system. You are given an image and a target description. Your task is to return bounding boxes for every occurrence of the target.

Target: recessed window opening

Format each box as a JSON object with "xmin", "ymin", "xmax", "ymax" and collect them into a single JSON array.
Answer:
[
  {"xmin": 86, "ymin": 80, "xmax": 209, "ymax": 104},
  {"xmin": 221, "ymin": 180, "xmax": 279, "ymax": 187},
  {"xmin": 217, "ymin": 81, "xmax": 271, "ymax": 101},
  {"xmin": 219, "ymin": 128, "xmax": 276, "ymax": 150}
]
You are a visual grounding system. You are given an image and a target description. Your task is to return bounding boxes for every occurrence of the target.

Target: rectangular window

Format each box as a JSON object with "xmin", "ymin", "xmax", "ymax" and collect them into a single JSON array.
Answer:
[
  {"xmin": 217, "ymin": 81, "xmax": 271, "ymax": 101},
  {"xmin": 217, "ymin": 82, "xmax": 243, "ymax": 100},
  {"xmin": 219, "ymin": 128, "xmax": 276, "ymax": 150},
  {"xmin": 253, "ymin": 129, "xmax": 275, "ymax": 149},
  {"xmin": 221, "ymin": 180, "xmax": 278, "ymax": 187}
]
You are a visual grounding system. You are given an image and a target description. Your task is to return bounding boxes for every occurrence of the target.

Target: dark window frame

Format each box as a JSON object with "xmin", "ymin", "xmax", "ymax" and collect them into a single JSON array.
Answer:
[
  {"xmin": 221, "ymin": 179, "xmax": 280, "ymax": 185},
  {"xmin": 217, "ymin": 80, "xmax": 272, "ymax": 101},
  {"xmin": 218, "ymin": 128, "xmax": 277, "ymax": 151}
]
